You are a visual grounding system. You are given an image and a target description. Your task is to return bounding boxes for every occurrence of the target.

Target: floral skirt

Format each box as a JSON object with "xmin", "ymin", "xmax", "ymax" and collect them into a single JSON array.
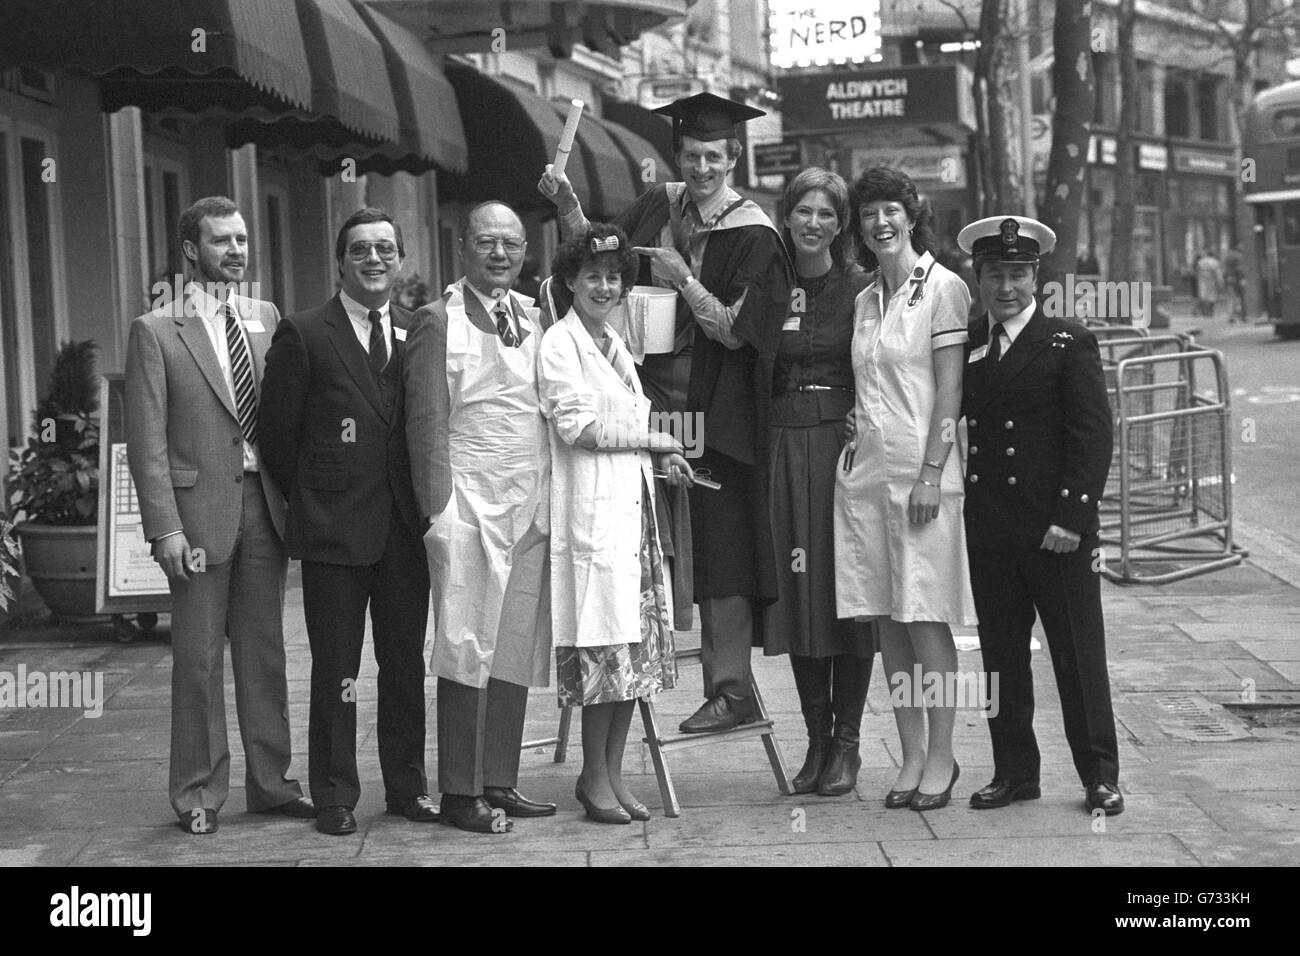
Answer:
[{"xmin": 556, "ymin": 495, "xmax": 677, "ymax": 706}]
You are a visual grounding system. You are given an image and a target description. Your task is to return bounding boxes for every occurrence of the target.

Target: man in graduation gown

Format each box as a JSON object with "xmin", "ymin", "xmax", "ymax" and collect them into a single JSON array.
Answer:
[
  {"xmin": 539, "ymin": 92, "xmax": 793, "ymax": 733},
  {"xmin": 957, "ymin": 215, "xmax": 1123, "ymax": 816}
]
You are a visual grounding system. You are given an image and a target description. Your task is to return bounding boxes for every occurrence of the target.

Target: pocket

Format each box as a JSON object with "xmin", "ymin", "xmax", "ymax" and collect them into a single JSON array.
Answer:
[{"xmin": 169, "ymin": 468, "xmax": 197, "ymax": 488}]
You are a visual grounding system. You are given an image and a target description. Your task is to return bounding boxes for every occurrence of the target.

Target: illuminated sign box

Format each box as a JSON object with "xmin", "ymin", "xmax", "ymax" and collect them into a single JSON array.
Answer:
[
  {"xmin": 778, "ymin": 64, "xmax": 976, "ymax": 135},
  {"xmin": 769, "ymin": 0, "xmax": 882, "ymax": 68}
]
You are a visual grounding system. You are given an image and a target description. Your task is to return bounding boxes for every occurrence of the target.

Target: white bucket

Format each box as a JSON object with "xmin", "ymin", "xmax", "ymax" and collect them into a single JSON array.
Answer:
[{"xmin": 629, "ymin": 285, "xmax": 678, "ymax": 354}]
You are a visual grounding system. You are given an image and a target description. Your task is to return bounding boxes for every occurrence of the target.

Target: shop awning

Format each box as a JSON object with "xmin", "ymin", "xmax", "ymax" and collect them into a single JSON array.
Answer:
[
  {"xmin": 0, "ymin": 0, "xmax": 313, "ymax": 111},
  {"xmin": 442, "ymin": 62, "xmax": 642, "ymax": 218},
  {"xmin": 296, "ymin": 0, "xmax": 399, "ymax": 143},
  {"xmin": 359, "ymin": 0, "xmax": 689, "ymax": 57},
  {"xmin": 357, "ymin": 4, "xmax": 468, "ymax": 173},
  {"xmin": 602, "ymin": 98, "xmax": 677, "ymax": 173}
]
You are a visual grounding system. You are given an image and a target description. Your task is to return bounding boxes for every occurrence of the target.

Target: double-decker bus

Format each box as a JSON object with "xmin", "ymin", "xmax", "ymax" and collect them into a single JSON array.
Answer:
[{"xmin": 1244, "ymin": 79, "xmax": 1300, "ymax": 337}]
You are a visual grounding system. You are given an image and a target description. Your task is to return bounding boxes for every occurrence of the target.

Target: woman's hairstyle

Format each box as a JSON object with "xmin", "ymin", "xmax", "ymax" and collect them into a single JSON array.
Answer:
[
  {"xmin": 851, "ymin": 165, "xmax": 935, "ymax": 271},
  {"xmin": 780, "ymin": 166, "xmax": 853, "ymax": 267},
  {"xmin": 550, "ymin": 222, "xmax": 638, "ymax": 297}
]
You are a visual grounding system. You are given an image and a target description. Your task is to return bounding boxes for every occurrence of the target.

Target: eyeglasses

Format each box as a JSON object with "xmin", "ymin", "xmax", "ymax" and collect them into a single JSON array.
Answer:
[
  {"xmin": 470, "ymin": 236, "xmax": 526, "ymax": 255},
  {"xmin": 347, "ymin": 241, "xmax": 400, "ymax": 261}
]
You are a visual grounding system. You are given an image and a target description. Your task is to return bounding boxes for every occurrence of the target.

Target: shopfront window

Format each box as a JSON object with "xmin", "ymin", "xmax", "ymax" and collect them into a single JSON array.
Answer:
[
  {"xmin": 1167, "ymin": 176, "xmax": 1232, "ymax": 293},
  {"xmin": 20, "ymin": 135, "xmax": 56, "ymax": 398},
  {"xmin": 1283, "ymin": 201, "xmax": 1300, "ymax": 246}
]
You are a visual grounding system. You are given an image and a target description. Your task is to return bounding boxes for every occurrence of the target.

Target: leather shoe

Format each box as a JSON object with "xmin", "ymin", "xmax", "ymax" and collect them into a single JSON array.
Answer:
[
  {"xmin": 575, "ymin": 782, "xmax": 632, "ymax": 824},
  {"xmin": 385, "ymin": 793, "xmax": 440, "ymax": 822},
  {"xmin": 969, "ymin": 777, "xmax": 1041, "ymax": 810},
  {"xmin": 315, "ymin": 805, "xmax": 357, "ymax": 836},
  {"xmin": 253, "ymin": 796, "xmax": 316, "ymax": 819},
  {"xmin": 618, "ymin": 797, "xmax": 652, "ymax": 821},
  {"xmin": 910, "ymin": 760, "xmax": 960, "ymax": 811},
  {"xmin": 679, "ymin": 694, "xmax": 755, "ymax": 734},
  {"xmin": 792, "ymin": 738, "xmax": 832, "ymax": 794},
  {"xmin": 884, "ymin": 787, "xmax": 918, "ymax": 809},
  {"xmin": 440, "ymin": 794, "xmax": 512, "ymax": 833},
  {"xmin": 1084, "ymin": 782, "xmax": 1125, "ymax": 816},
  {"xmin": 178, "ymin": 809, "xmax": 218, "ymax": 834},
  {"xmin": 484, "ymin": 786, "xmax": 556, "ymax": 818}
]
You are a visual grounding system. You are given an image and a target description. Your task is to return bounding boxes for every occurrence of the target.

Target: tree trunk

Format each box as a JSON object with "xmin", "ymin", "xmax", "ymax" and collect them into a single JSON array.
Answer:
[
  {"xmin": 1040, "ymin": 0, "xmax": 1094, "ymax": 290},
  {"xmin": 1109, "ymin": 0, "xmax": 1137, "ymax": 287},
  {"xmin": 975, "ymin": 0, "xmax": 1006, "ymax": 214},
  {"xmin": 1229, "ymin": 1, "xmax": 1263, "ymax": 319}
]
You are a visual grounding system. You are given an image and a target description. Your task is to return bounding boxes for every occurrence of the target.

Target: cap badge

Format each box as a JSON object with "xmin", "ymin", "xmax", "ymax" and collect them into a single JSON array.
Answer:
[{"xmin": 1000, "ymin": 218, "xmax": 1019, "ymax": 245}]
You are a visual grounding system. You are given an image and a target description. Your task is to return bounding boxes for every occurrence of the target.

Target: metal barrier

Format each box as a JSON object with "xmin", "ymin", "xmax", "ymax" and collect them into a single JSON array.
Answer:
[{"xmin": 1100, "ymin": 347, "xmax": 1244, "ymax": 583}]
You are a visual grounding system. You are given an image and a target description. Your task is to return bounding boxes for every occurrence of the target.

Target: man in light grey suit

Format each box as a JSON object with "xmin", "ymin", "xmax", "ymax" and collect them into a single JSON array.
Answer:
[{"xmin": 126, "ymin": 196, "xmax": 313, "ymax": 834}]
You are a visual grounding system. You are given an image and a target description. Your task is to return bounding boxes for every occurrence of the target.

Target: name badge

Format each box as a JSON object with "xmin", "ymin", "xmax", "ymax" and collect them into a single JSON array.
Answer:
[
  {"xmin": 968, "ymin": 345, "xmax": 989, "ymax": 364},
  {"xmin": 393, "ymin": 326, "xmax": 407, "ymax": 342},
  {"xmin": 242, "ymin": 319, "xmax": 265, "ymax": 334},
  {"xmin": 781, "ymin": 315, "xmax": 801, "ymax": 332}
]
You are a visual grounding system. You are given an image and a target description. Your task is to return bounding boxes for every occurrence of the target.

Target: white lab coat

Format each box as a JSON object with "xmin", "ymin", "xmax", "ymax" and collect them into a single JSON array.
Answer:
[{"xmin": 538, "ymin": 310, "xmax": 663, "ymax": 649}]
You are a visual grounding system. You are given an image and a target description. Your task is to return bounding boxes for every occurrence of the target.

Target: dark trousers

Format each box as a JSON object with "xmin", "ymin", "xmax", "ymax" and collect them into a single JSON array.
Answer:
[
  {"xmin": 700, "ymin": 596, "xmax": 755, "ymax": 711},
  {"xmin": 301, "ymin": 514, "xmax": 430, "ymax": 808},
  {"xmin": 967, "ymin": 537, "xmax": 1120, "ymax": 786},
  {"xmin": 167, "ymin": 473, "xmax": 301, "ymax": 815},
  {"xmin": 437, "ymin": 677, "xmax": 529, "ymax": 796}
]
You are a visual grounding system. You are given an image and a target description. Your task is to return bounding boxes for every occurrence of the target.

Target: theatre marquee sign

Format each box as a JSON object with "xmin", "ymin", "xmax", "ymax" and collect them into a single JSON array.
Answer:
[{"xmin": 778, "ymin": 64, "xmax": 976, "ymax": 135}]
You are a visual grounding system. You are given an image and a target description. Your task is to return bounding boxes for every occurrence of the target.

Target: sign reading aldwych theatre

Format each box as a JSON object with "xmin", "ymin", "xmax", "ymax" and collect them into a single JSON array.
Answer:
[{"xmin": 778, "ymin": 64, "xmax": 976, "ymax": 135}]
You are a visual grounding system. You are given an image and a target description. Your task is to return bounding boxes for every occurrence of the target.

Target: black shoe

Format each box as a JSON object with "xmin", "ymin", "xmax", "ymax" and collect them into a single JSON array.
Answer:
[
  {"xmin": 792, "ymin": 737, "xmax": 832, "ymax": 795},
  {"xmin": 178, "ymin": 809, "xmax": 218, "ymax": 834},
  {"xmin": 679, "ymin": 694, "xmax": 754, "ymax": 734},
  {"xmin": 252, "ymin": 796, "xmax": 316, "ymax": 819},
  {"xmin": 315, "ymin": 805, "xmax": 357, "ymax": 835},
  {"xmin": 440, "ymin": 794, "xmax": 512, "ymax": 833},
  {"xmin": 385, "ymin": 793, "xmax": 440, "ymax": 822},
  {"xmin": 817, "ymin": 740, "xmax": 861, "ymax": 796},
  {"xmin": 884, "ymin": 787, "xmax": 918, "ymax": 809},
  {"xmin": 910, "ymin": 760, "xmax": 960, "ymax": 811},
  {"xmin": 1084, "ymin": 782, "xmax": 1125, "ymax": 816},
  {"xmin": 574, "ymin": 781, "xmax": 632, "ymax": 825},
  {"xmin": 969, "ymin": 778, "xmax": 1041, "ymax": 810},
  {"xmin": 484, "ymin": 786, "xmax": 556, "ymax": 818}
]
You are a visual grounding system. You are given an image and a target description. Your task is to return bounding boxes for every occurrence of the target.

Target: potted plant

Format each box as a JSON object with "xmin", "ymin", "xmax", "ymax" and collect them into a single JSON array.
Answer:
[{"xmin": 7, "ymin": 339, "xmax": 101, "ymax": 619}]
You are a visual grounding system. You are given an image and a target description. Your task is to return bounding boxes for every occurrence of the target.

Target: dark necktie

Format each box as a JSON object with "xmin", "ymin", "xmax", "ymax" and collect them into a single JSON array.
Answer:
[
  {"xmin": 988, "ymin": 321, "xmax": 1005, "ymax": 363},
  {"xmin": 495, "ymin": 304, "xmax": 518, "ymax": 348},
  {"xmin": 223, "ymin": 303, "xmax": 257, "ymax": 445},
  {"xmin": 367, "ymin": 309, "xmax": 387, "ymax": 378}
]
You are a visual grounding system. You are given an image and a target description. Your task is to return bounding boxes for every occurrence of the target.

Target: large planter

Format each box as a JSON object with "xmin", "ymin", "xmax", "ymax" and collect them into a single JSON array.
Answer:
[{"xmin": 13, "ymin": 521, "xmax": 101, "ymax": 620}]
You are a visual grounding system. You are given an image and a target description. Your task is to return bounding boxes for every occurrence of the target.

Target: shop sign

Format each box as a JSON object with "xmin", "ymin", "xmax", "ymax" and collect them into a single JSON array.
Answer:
[{"xmin": 778, "ymin": 64, "xmax": 975, "ymax": 134}]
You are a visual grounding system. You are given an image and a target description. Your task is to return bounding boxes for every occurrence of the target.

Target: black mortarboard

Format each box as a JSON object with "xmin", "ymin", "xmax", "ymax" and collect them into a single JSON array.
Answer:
[{"xmin": 653, "ymin": 92, "xmax": 765, "ymax": 149}]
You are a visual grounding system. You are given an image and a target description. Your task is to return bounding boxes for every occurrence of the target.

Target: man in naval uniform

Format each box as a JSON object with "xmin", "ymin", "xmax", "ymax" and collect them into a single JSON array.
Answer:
[{"xmin": 957, "ymin": 215, "xmax": 1123, "ymax": 816}]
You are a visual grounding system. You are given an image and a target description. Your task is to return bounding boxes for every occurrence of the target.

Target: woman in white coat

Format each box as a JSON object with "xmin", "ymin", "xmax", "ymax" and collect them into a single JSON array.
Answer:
[{"xmin": 538, "ymin": 224, "xmax": 694, "ymax": 824}]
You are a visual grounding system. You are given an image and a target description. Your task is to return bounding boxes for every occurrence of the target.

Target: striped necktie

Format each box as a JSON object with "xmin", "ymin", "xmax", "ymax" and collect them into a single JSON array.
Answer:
[
  {"xmin": 495, "ymin": 304, "xmax": 518, "ymax": 347},
  {"xmin": 223, "ymin": 302, "xmax": 257, "ymax": 445}
]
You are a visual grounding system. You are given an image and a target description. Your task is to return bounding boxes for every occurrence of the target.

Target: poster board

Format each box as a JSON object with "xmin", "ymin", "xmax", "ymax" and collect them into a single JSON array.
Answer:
[{"xmin": 95, "ymin": 374, "xmax": 172, "ymax": 614}]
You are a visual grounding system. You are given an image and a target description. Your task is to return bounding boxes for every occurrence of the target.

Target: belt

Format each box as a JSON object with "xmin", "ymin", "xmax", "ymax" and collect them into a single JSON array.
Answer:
[{"xmin": 789, "ymin": 384, "xmax": 850, "ymax": 393}]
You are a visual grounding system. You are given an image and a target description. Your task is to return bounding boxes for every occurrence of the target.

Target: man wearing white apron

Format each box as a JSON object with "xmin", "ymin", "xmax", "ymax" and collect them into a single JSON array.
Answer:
[{"xmin": 405, "ymin": 201, "xmax": 554, "ymax": 833}]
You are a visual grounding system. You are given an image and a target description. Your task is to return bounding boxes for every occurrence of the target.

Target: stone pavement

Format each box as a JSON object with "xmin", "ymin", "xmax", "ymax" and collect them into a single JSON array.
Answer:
[{"xmin": 2, "ymin": 534, "xmax": 1297, "ymax": 869}]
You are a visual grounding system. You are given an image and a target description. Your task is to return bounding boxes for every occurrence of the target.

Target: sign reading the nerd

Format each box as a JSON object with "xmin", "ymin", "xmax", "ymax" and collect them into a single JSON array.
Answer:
[
  {"xmin": 778, "ymin": 64, "xmax": 976, "ymax": 135},
  {"xmin": 769, "ymin": 0, "xmax": 882, "ymax": 69}
]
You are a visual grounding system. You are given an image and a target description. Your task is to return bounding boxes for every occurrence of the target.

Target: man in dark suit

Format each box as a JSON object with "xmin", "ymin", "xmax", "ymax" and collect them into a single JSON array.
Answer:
[
  {"xmin": 957, "ymin": 215, "xmax": 1124, "ymax": 817},
  {"xmin": 260, "ymin": 207, "xmax": 435, "ymax": 836},
  {"xmin": 126, "ymin": 195, "xmax": 312, "ymax": 834}
]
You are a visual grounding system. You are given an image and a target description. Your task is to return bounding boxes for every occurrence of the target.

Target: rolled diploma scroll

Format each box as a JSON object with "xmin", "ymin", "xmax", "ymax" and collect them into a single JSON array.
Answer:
[{"xmin": 552, "ymin": 98, "xmax": 585, "ymax": 178}]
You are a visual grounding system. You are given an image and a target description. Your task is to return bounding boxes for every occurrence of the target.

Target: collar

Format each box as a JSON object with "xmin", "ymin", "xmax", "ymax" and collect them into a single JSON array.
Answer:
[
  {"xmin": 186, "ymin": 282, "xmax": 227, "ymax": 324},
  {"xmin": 990, "ymin": 300, "xmax": 1036, "ymax": 343},
  {"xmin": 339, "ymin": 289, "xmax": 390, "ymax": 325},
  {"xmin": 679, "ymin": 183, "xmax": 740, "ymax": 228},
  {"xmin": 464, "ymin": 280, "xmax": 514, "ymax": 315}
]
